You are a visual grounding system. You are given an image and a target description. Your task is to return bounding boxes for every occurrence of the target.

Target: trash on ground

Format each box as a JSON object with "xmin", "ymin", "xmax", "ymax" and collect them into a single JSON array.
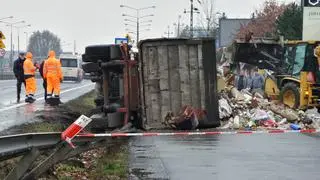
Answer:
[
  {"xmin": 162, "ymin": 83, "xmax": 320, "ymax": 131},
  {"xmin": 163, "ymin": 105, "xmax": 205, "ymax": 130},
  {"xmin": 215, "ymin": 85, "xmax": 320, "ymax": 131}
]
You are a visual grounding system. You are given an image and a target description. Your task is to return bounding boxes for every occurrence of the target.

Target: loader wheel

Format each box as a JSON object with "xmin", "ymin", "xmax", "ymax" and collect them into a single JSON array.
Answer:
[{"xmin": 280, "ymin": 82, "xmax": 300, "ymax": 109}]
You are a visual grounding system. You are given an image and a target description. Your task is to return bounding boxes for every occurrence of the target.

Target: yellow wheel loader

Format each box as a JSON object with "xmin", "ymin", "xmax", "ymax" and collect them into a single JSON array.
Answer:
[{"xmin": 232, "ymin": 39, "xmax": 320, "ymax": 110}]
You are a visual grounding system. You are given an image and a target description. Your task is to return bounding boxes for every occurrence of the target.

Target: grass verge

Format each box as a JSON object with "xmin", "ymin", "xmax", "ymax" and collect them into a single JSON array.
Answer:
[
  {"xmin": 21, "ymin": 90, "xmax": 96, "ymax": 133},
  {"xmin": 53, "ymin": 140, "xmax": 128, "ymax": 180},
  {"xmin": 9, "ymin": 90, "xmax": 129, "ymax": 180}
]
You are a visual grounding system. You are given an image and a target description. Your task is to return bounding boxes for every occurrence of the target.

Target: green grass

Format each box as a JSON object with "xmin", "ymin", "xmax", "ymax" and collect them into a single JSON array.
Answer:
[
  {"xmin": 53, "ymin": 142, "xmax": 129, "ymax": 180},
  {"xmin": 62, "ymin": 90, "xmax": 96, "ymax": 116},
  {"xmin": 90, "ymin": 143, "xmax": 128, "ymax": 179},
  {"xmin": 22, "ymin": 122, "xmax": 64, "ymax": 133},
  {"xmin": 20, "ymin": 90, "xmax": 96, "ymax": 133},
  {"xmin": 55, "ymin": 164, "xmax": 86, "ymax": 180}
]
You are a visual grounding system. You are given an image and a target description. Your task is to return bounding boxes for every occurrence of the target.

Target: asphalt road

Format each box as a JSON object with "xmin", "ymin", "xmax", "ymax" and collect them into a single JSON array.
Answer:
[
  {"xmin": 0, "ymin": 79, "xmax": 95, "ymax": 132},
  {"xmin": 129, "ymin": 134, "xmax": 320, "ymax": 180}
]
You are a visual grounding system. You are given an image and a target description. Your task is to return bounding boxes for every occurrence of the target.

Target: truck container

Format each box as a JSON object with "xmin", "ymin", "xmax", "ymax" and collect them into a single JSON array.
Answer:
[{"xmin": 139, "ymin": 38, "xmax": 220, "ymax": 128}]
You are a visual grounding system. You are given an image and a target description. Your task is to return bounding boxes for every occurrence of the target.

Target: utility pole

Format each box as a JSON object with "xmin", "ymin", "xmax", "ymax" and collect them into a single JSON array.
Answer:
[
  {"xmin": 73, "ymin": 40, "xmax": 76, "ymax": 55},
  {"xmin": 164, "ymin": 26, "xmax": 173, "ymax": 38},
  {"xmin": 137, "ymin": 11, "xmax": 139, "ymax": 45},
  {"xmin": 10, "ymin": 24, "xmax": 13, "ymax": 65},
  {"xmin": 190, "ymin": 0, "xmax": 194, "ymax": 38},
  {"xmin": 178, "ymin": 15, "xmax": 181, "ymax": 37},
  {"xmin": 207, "ymin": 18, "xmax": 210, "ymax": 37},
  {"xmin": 184, "ymin": 0, "xmax": 199, "ymax": 38}
]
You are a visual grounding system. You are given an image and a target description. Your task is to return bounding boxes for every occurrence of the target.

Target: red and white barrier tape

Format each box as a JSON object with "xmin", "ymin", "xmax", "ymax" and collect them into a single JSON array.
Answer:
[
  {"xmin": 61, "ymin": 115, "xmax": 320, "ymax": 148},
  {"xmin": 77, "ymin": 129, "xmax": 320, "ymax": 138}
]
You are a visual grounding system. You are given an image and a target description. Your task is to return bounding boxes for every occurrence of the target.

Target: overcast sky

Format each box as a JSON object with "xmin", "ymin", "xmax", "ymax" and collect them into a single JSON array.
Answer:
[{"xmin": 1, "ymin": 0, "xmax": 295, "ymax": 53}]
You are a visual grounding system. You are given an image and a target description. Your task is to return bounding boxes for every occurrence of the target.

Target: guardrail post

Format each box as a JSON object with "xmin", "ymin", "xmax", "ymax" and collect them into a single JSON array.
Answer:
[{"xmin": 5, "ymin": 148, "xmax": 40, "ymax": 180}]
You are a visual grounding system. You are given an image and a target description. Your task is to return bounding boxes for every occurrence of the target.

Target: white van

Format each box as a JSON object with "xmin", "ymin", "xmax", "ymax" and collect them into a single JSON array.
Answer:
[{"xmin": 59, "ymin": 53, "xmax": 83, "ymax": 82}]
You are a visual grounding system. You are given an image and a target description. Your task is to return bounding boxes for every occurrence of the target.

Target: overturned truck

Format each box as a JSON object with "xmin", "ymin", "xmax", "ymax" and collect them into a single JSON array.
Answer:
[{"xmin": 82, "ymin": 38, "xmax": 220, "ymax": 131}]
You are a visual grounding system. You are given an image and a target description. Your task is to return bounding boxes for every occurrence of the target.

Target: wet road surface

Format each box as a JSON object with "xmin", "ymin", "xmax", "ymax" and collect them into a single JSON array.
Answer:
[
  {"xmin": 0, "ymin": 79, "xmax": 93, "ymax": 108},
  {"xmin": 129, "ymin": 133, "xmax": 320, "ymax": 180},
  {"xmin": 0, "ymin": 79, "xmax": 94, "ymax": 132}
]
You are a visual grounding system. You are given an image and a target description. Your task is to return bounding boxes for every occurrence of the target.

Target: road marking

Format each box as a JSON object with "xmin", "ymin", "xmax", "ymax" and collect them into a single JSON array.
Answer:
[{"xmin": 0, "ymin": 83, "xmax": 94, "ymax": 112}]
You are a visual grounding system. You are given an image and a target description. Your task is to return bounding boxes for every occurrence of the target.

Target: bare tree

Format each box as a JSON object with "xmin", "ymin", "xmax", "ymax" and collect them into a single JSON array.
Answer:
[
  {"xmin": 27, "ymin": 30, "xmax": 62, "ymax": 61},
  {"xmin": 197, "ymin": 0, "xmax": 217, "ymax": 37}
]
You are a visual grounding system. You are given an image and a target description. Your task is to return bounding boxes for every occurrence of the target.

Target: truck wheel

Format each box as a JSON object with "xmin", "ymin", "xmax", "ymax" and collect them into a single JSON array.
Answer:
[
  {"xmin": 82, "ymin": 62, "xmax": 99, "ymax": 73},
  {"xmin": 280, "ymin": 82, "xmax": 300, "ymax": 109},
  {"xmin": 83, "ymin": 45, "xmax": 122, "ymax": 63}
]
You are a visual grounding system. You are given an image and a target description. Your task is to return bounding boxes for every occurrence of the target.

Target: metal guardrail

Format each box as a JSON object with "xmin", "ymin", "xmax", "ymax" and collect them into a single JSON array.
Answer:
[
  {"xmin": 0, "ymin": 132, "xmax": 109, "ymax": 180},
  {"xmin": 0, "ymin": 72, "xmax": 91, "ymax": 80},
  {"xmin": 0, "ymin": 72, "xmax": 42, "ymax": 80}
]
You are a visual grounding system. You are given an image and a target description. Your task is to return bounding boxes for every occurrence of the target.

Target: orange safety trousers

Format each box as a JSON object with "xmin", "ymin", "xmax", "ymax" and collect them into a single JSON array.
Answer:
[
  {"xmin": 25, "ymin": 77, "xmax": 37, "ymax": 95},
  {"xmin": 47, "ymin": 75, "xmax": 61, "ymax": 96}
]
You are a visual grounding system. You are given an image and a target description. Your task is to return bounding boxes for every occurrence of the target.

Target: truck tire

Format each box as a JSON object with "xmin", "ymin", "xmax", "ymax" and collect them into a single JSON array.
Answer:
[
  {"xmin": 280, "ymin": 82, "xmax": 300, "ymax": 109},
  {"xmin": 82, "ymin": 62, "xmax": 100, "ymax": 73},
  {"xmin": 83, "ymin": 45, "xmax": 122, "ymax": 63}
]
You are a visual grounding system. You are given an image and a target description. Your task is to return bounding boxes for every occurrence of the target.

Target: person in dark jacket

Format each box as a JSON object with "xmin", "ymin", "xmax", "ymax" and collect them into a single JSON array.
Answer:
[
  {"xmin": 234, "ymin": 71, "xmax": 247, "ymax": 91},
  {"xmin": 39, "ymin": 58, "xmax": 47, "ymax": 100},
  {"xmin": 13, "ymin": 52, "xmax": 26, "ymax": 102}
]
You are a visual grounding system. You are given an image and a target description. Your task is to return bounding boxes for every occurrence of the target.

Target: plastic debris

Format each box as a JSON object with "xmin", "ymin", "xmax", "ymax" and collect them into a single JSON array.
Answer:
[
  {"xmin": 290, "ymin": 124, "xmax": 301, "ymax": 130},
  {"xmin": 219, "ymin": 98, "xmax": 233, "ymax": 119},
  {"xmin": 233, "ymin": 116, "xmax": 240, "ymax": 129},
  {"xmin": 216, "ymin": 85, "xmax": 320, "ymax": 131}
]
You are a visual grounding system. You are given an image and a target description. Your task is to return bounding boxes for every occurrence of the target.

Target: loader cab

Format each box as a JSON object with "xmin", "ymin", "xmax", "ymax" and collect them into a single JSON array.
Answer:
[{"xmin": 283, "ymin": 41, "xmax": 320, "ymax": 83}]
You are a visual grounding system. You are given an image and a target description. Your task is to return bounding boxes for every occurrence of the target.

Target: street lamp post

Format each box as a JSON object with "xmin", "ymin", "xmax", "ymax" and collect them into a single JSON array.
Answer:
[
  {"xmin": 164, "ymin": 26, "xmax": 173, "ymax": 38},
  {"xmin": 11, "ymin": 24, "xmax": 31, "ymax": 53},
  {"xmin": 24, "ymin": 32, "xmax": 29, "ymax": 51},
  {"xmin": 174, "ymin": 15, "xmax": 183, "ymax": 37},
  {"xmin": 0, "ymin": 20, "xmax": 25, "ymax": 67},
  {"xmin": 120, "ymin": 5, "xmax": 155, "ymax": 44}
]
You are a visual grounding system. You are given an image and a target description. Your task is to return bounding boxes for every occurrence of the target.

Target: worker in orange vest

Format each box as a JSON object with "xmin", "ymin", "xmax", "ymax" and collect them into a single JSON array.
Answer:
[
  {"xmin": 43, "ymin": 50, "xmax": 63, "ymax": 103},
  {"xmin": 23, "ymin": 52, "xmax": 38, "ymax": 103}
]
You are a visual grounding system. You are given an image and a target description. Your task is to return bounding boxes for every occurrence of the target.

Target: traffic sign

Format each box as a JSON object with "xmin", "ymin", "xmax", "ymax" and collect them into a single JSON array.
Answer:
[
  {"xmin": 115, "ymin": 37, "xmax": 128, "ymax": 45},
  {"xmin": 0, "ymin": 49, "xmax": 6, "ymax": 57}
]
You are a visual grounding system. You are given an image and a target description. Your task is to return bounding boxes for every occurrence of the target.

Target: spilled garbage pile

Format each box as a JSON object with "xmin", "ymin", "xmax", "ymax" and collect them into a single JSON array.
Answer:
[
  {"xmin": 219, "ymin": 87, "xmax": 320, "ymax": 131},
  {"xmin": 163, "ymin": 105, "xmax": 207, "ymax": 130},
  {"xmin": 162, "ymin": 86, "xmax": 320, "ymax": 131}
]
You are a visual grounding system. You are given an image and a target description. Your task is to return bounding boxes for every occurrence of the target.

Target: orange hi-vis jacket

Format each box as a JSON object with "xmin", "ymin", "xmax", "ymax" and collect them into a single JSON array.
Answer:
[
  {"xmin": 23, "ymin": 52, "xmax": 36, "ymax": 77},
  {"xmin": 43, "ymin": 51, "xmax": 63, "ymax": 80},
  {"xmin": 23, "ymin": 52, "xmax": 37, "ymax": 95}
]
